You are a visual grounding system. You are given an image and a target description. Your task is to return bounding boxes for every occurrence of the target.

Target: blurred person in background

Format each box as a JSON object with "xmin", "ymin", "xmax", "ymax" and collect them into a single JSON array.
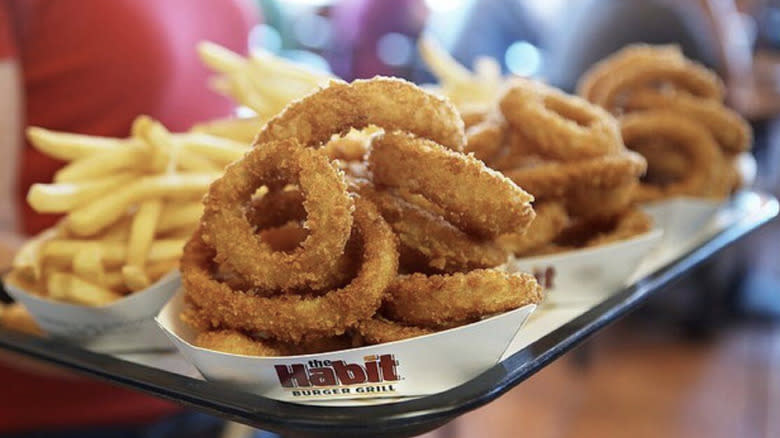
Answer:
[
  {"xmin": 328, "ymin": 0, "xmax": 428, "ymax": 80},
  {"xmin": 545, "ymin": 0, "xmax": 752, "ymax": 95},
  {"xmin": 0, "ymin": 0, "xmax": 257, "ymax": 436}
]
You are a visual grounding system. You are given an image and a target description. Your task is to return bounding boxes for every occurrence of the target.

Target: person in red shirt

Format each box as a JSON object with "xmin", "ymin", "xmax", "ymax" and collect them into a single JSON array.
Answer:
[{"xmin": 0, "ymin": 0, "xmax": 258, "ymax": 435}]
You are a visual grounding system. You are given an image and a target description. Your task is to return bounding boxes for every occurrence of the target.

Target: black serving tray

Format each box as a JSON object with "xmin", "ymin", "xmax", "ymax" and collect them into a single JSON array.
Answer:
[{"xmin": 0, "ymin": 191, "xmax": 777, "ymax": 438}]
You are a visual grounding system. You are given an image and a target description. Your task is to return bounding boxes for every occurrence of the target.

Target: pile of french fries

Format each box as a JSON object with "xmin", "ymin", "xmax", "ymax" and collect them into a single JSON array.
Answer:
[
  {"xmin": 196, "ymin": 41, "xmax": 336, "ymax": 139},
  {"xmin": 418, "ymin": 36, "xmax": 505, "ymax": 112},
  {"xmin": 9, "ymin": 116, "xmax": 248, "ymax": 306}
]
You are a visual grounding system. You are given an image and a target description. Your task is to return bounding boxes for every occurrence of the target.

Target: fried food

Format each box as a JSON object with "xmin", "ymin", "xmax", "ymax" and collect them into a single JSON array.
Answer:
[
  {"xmin": 621, "ymin": 111, "xmax": 727, "ymax": 200},
  {"xmin": 579, "ymin": 45, "xmax": 725, "ymax": 111},
  {"xmin": 464, "ymin": 114, "xmax": 506, "ymax": 162},
  {"xmin": 256, "ymin": 77, "xmax": 466, "ymax": 152},
  {"xmin": 195, "ymin": 329, "xmax": 356, "ymax": 356},
  {"xmin": 0, "ymin": 303, "xmax": 43, "ymax": 336},
  {"xmin": 369, "ymin": 130, "xmax": 534, "ymax": 238},
  {"xmin": 498, "ymin": 202, "xmax": 569, "ymax": 255},
  {"xmin": 502, "ymin": 151, "xmax": 646, "ymax": 202},
  {"xmin": 198, "ymin": 41, "xmax": 335, "ymax": 121},
  {"xmin": 183, "ymin": 198, "xmax": 399, "ymax": 343},
  {"xmin": 190, "ymin": 116, "xmax": 263, "ymax": 144},
  {"xmin": 584, "ymin": 208, "xmax": 653, "ymax": 247},
  {"xmin": 522, "ymin": 208, "xmax": 652, "ymax": 256},
  {"xmin": 418, "ymin": 36, "xmax": 503, "ymax": 111},
  {"xmin": 356, "ymin": 317, "xmax": 433, "ymax": 345},
  {"xmin": 353, "ymin": 179, "xmax": 508, "ymax": 272},
  {"xmin": 67, "ymin": 173, "xmax": 218, "ymax": 237},
  {"xmin": 576, "ymin": 44, "xmax": 686, "ymax": 105},
  {"xmin": 623, "ymin": 88, "xmax": 751, "ymax": 154},
  {"xmin": 499, "ymin": 78, "xmax": 622, "ymax": 161},
  {"xmin": 181, "ymin": 77, "xmax": 542, "ymax": 355},
  {"xmin": 578, "ymin": 44, "xmax": 751, "ymax": 200},
  {"xmin": 201, "ymin": 139, "xmax": 354, "ymax": 291},
  {"xmin": 10, "ymin": 115, "xmax": 244, "ymax": 306},
  {"xmin": 382, "ymin": 270, "xmax": 543, "ymax": 329}
]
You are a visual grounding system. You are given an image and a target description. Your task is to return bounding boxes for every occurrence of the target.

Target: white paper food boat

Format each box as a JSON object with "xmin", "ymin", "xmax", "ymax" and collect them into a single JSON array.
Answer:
[
  {"xmin": 156, "ymin": 291, "xmax": 537, "ymax": 404},
  {"xmin": 506, "ymin": 229, "xmax": 663, "ymax": 306},
  {"xmin": 5, "ymin": 272, "xmax": 180, "ymax": 353}
]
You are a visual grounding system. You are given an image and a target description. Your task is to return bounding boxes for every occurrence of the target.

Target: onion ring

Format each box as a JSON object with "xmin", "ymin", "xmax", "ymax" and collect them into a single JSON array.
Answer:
[
  {"xmin": 498, "ymin": 202, "xmax": 569, "ymax": 255},
  {"xmin": 577, "ymin": 44, "xmax": 685, "ymax": 103},
  {"xmin": 499, "ymin": 78, "xmax": 622, "ymax": 161},
  {"xmin": 464, "ymin": 114, "xmax": 506, "ymax": 162},
  {"xmin": 621, "ymin": 111, "xmax": 726, "ymax": 200},
  {"xmin": 460, "ymin": 108, "xmax": 488, "ymax": 129},
  {"xmin": 196, "ymin": 329, "xmax": 356, "ymax": 356},
  {"xmin": 584, "ymin": 208, "xmax": 653, "ymax": 247},
  {"xmin": 623, "ymin": 89, "xmax": 751, "ymax": 153},
  {"xmin": 486, "ymin": 129, "xmax": 547, "ymax": 171},
  {"xmin": 353, "ymin": 179, "xmax": 508, "ymax": 272},
  {"xmin": 182, "ymin": 197, "xmax": 399, "ymax": 343},
  {"xmin": 201, "ymin": 139, "xmax": 354, "ymax": 291},
  {"xmin": 245, "ymin": 189, "xmax": 306, "ymax": 230},
  {"xmin": 382, "ymin": 270, "xmax": 543, "ymax": 329},
  {"xmin": 525, "ymin": 208, "xmax": 653, "ymax": 255},
  {"xmin": 502, "ymin": 151, "xmax": 646, "ymax": 202},
  {"xmin": 255, "ymin": 77, "xmax": 466, "ymax": 151},
  {"xmin": 585, "ymin": 54, "xmax": 724, "ymax": 112},
  {"xmin": 369, "ymin": 130, "xmax": 535, "ymax": 238},
  {"xmin": 356, "ymin": 317, "xmax": 433, "ymax": 345}
]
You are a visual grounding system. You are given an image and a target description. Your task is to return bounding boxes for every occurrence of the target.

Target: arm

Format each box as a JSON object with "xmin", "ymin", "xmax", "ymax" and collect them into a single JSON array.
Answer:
[
  {"xmin": 0, "ymin": 59, "xmax": 23, "ymax": 249},
  {"xmin": 0, "ymin": 0, "xmax": 24, "ymax": 252}
]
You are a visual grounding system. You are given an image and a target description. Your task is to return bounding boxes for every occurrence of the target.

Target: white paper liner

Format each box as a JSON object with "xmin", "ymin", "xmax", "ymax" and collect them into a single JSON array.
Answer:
[
  {"xmin": 156, "ymin": 291, "xmax": 537, "ymax": 404},
  {"xmin": 5, "ymin": 271, "xmax": 180, "ymax": 353},
  {"xmin": 506, "ymin": 229, "xmax": 663, "ymax": 306}
]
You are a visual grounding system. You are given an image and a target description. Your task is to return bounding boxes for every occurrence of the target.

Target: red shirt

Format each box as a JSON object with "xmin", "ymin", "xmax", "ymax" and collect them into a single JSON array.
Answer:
[
  {"xmin": 0, "ymin": 0, "xmax": 257, "ymax": 432},
  {"xmin": 3, "ymin": 0, "xmax": 257, "ymax": 235}
]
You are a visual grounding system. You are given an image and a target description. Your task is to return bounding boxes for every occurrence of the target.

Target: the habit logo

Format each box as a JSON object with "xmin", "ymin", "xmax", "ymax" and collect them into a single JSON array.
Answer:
[{"xmin": 275, "ymin": 354, "xmax": 400, "ymax": 388}]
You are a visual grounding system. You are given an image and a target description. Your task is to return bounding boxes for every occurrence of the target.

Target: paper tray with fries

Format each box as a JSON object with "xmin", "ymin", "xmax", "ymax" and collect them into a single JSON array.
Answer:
[{"xmin": 2, "ymin": 117, "xmax": 256, "ymax": 351}]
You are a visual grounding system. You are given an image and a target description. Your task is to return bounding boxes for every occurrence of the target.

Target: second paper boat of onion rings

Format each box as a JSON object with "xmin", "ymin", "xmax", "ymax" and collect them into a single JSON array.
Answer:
[{"xmin": 506, "ymin": 227, "xmax": 663, "ymax": 307}]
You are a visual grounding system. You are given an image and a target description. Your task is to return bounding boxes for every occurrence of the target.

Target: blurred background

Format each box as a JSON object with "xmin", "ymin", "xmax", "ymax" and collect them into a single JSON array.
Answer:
[{"xmin": 1, "ymin": 0, "xmax": 779, "ymax": 437}]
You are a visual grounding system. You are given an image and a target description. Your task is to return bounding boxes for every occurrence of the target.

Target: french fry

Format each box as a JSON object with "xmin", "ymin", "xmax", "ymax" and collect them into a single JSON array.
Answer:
[
  {"xmin": 67, "ymin": 173, "xmax": 218, "ymax": 236},
  {"xmin": 249, "ymin": 49, "xmax": 332, "ymax": 86},
  {"xmin": 71, "ymin": 244, "xmax": 106, "ymax": 287},
  {"xmin": 53, "ymin": 144, "xmax": 148, "ymax": 183},
  {"xmin": 174, "ymin": 133, "xmax": 248, "ymax": 164},
  {"xmin": 190, "ymin": 117, "xmax": 261, "ymax": 143},
  {"xmin": 197, "ymin": 41, "xmax": 246, "ymax": 74},
  {"xmin": 26, "ymin": 127, "xmax": 123, "ymax": 161},
  {"xmin": 122, "ymin": 266, "xmax": 151, "ymax": 292},
  {"xmin": 47, "ymin": 271, "xmax": 122, "ymax": 306},
  {"xmin": 27, "ymin": 173, "xmax": 136, "ymax": 213},
  {"xmin": 198, "ymin": 41, "xmax": 335, "ymax": 118},
  {"xmin": 42, "ymin": 239, "xmax": 186, "ymax": 268},
  {"xmin": 418, "ymin": 36, "xmax": 474, "ymax": 85},
  {"xmin": 157, "ymin": 201, "xmax": 203, "ymax": 234},
  {"xmin": 146, "ymin": 259, "xmax": 180, "ymax": 281},
  {"xmin": 418, "ymin": 36, "xmax": 503, "ymax": 109},
  {"xmin": 17, "ymin": 114, "xmax": 232, "ymax": 304},
  {"xmin": 122, "ymin": 199, "xmax": 163, "ymax": 290},
  {"xmin": 0, "ymin": 303, "xmax": 42, "ymax": 336},
  {"xmin": 97, "ymin": 216, "xmax": 133, "ymax": 241},
  {"xmin": 11, "ymin": 228, "xmax": 59, "ymax": 282},
  {"xmin": 131, "ymin": 116, "xmax": 174, "ymax": 173},
  {"xmin": 103, "ymin": 259, "xmax": 179, "ymax": 292}
]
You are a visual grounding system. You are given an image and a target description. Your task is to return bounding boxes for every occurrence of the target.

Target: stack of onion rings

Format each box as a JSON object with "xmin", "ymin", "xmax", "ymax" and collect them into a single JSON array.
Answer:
[
  {"xmin": 454, "ymin": 77, "xmax": 651, "ymax": 257},
  {"xmin": 578, "ymin": 44, "xmax": 752, "ymax": 199},
  {"xmin": 181, "ymin": 77, "xmax": 544, "ymax": 355}
]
